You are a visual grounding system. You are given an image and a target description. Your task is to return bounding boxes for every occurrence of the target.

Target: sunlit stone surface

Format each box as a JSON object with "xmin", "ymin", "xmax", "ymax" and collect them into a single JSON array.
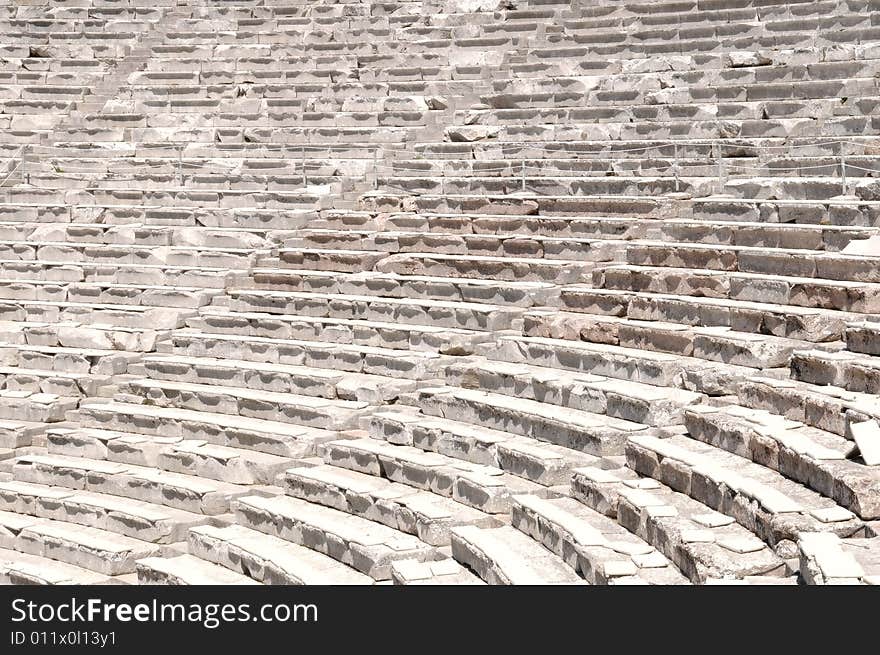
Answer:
[{"xmin": 0, "ymin": 0, "xmax": 879, "ymax": 586}]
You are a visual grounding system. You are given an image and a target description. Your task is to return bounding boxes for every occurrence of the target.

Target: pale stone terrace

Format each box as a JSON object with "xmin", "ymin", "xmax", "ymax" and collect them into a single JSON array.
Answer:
[{"xmin": 0, "ymin": 0, "xmax": 879, "ymax": 585}]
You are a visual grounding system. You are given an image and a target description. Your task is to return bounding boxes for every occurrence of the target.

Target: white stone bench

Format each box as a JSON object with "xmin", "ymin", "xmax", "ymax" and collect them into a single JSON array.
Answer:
[
  {"xmin": 370, "ymin": 407, "xmax": 604, "ymax": 483},
  {"xmin": 0, "ymin": 509, "xmax": 166, "ymax": 576},
  {"xmin": 75, "ymin": 399, "xmax": 342, "ymax": 459},
  {"xmin": 45, "ymin": 426, "xmax": 294, "ymax": 486},
  {"xmin": 450, "ymin": 524, "xmax": 586, "ymax": 584},
  {"xmin": 123, "ymin": 377, "xmax": 369, "ymax": 430},
  {"xmin": 511, "ymin": 493, "xmax": 690, "ymax": 584},
  {"xmin": 390, "ymin": 557, "xmax": 485, "ymax": 584},
  {"xmin": 187, "ymin": 523, "xmax": 373, "ymax": 585},
  {"xmin": 798, "ymin": 533, "xmax": 880, "ymax": 585},
  {"xmin": 13, "ymin": 452, "xmax": 256, "ymax": 516},
  {"xmin": 233, "ymin": 494, "xmax": 439, "ymax": 580},
  {"xmin": 0, "ymin": 479, "xmax": 206, "ymax": 544},
  {"xmin": 684, "ymin": 404, "xmax": 880, "ymax": 520},
  {"xmin": 135, "ymin": 553, "xmax": 261, "ymax": 585},
  {"xmin": 626, "ymin": 432, "xmax": 866, "ymax": 555},
  {"xmin": 283, "ymin": 463, "xmax": 500, "ymax": 545},
  {"xmin": 321, "ymin": 436, "xmax": 544, "ymax": 514},
  {"xmin": 572, "ymin": 466, "xmax": 788, "ymax": 583},
  {"xmin": 418, "ymin": 384, "xmax": 648, "ymax": 456},
  {"xmin": 0, "ymin": 546, "xmax": 115, "ymax": 584}
]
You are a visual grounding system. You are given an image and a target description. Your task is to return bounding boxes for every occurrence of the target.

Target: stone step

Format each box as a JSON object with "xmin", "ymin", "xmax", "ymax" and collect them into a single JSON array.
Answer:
[
  {"xmin": 689, "ymin": 196, "xmax": 880, "ymax": 226},
  {"xmin": 273, "ymin": 248, "xmax": 390, "ymax": 273},
  {"xmin": 0, "ymin": 342, "xmax": 141, "ymax": 374},
  {"xmin": 559, "ymin": 6, "xmax": 867, "ymax": 32},
  {"xmin": 570, "ymin": 287, "xmax": 858, "ymax": 343},
  {"xmin": 46, "ymin": 426, "xmax": 294, "ymax": 486},
  {"xmin": 283, "ymin": 464, "xmax": 501, "ymax": 546},
  {"xmin": 488, "ymin": 334, "xmax": 777, "ymax": 396},
  {"xmin": 136, "ymin": 553, "xmax": 261, "ymax": 585},
  {"xmin": 166, "ymin": 329, "xmax": 452, "ymax": 379},
  {"xmin": 361, "ymin": 193, "xmax": 662, "ymax": 219},
  {"xmin": 390, "ymin": 557, "xmax": 486, "ymax": 585},
  {"xmin": 415, "ymin": 141, "xmax": 873, "ymax": 168},
  {"xmin": 484, "ymin": 67, "xmax": 878, "ymax": 101},
  {"xmin": 188, "ymin": 523, "xmax": 374, "ymax": 585},
  {"xmin": 0, "ymin": 479, "xmax": 208, "ymax": 544},
  {"xmin": 0, "ymin": 278, "xmax": 217, "ymax": 309},
  {"xmin": 1, "ymin": 319, "xmax": 164, "ymax": 352},
  {"xmin": 13, "ymin": 453, "xmax": 255, "ymax": 516},
  {"xmin": 0, "ymin": 509, "xmax": 166, "ymax": 576},
  {"xmin": 188, "ymin": 307, "xmax": 493, "ymax": 355},
  {"xmin": 369, "ymin": 408, "xmax": 605, "ymax": 485},
  {"xmin": 0, "ymin": 389, "xmax": 79, "ymax": 423},
  {"xmin": 381, "ymin": 173, "xmax": 710, "ymax": 197},
  {"xmin": 388, "ymin": 154, "xmax": 858, "ymax": 179},
  {"xmin": 791, "ymin": 348, "xmax": 880, "ymax": 395},
  {"xmin": 0, "ymin": 258, "xmax": 232, "ymax": 291},
  {"xmin": 572, "ymin": 467, "xmax": 789, "ymax": 583},
  {"xmin": 598, "ymin": 265, "xmax": 880, "ymax": 314},
  {"xmin": 372, "ymin": 251, "xmax": 599, "ymax": 283},
  {"xmin": 450, "ymin": 524, "xmax": 586, "ymax": 585},
  {"xmin": 443, "ymin": 357, "xmax": 705, "ymax": 425},
  {"xmin": 357, "ymin": 210, "xmax": 647, "ymax": 240},
  {"xmin": 75, "ymin": 401, "xmax": 341, "ymax": 458},
  {"xmin": 0, "ymin": 299, "xmax": 191, "ymax": 330},
  {"xmin": 285, "ymin": 228, "xmax": 627, "ymax": 262},
  {"xmin": 705, "ymin": 575, "xmax": 800, "ymax": 586},
  {"xmin": 392, "ymin": 152, "xmax": 867, "ymax": 182},
  {"xmin": 0, "ymin": 546, "xmax": 116, "ymax": 585},
  {"xmin": 0, "ymin": 419, "xmax": 45, "ymax": 450},
  {"xmin": 683, "ymin": 405, "xmax": 880, "ymax": 521},
  {"xmin": 226, "ymin": 288, "xmax": 525, "ymax": 332},
  {"xmin": 321, "ymin": 437, "xmax": 544, "ymax": 514},
  {"xmin": 0, "ymin": 240, "xmax": 266, "ymax": 268},
  {"xmin": 233, "ymin": 494, "xmax": 439, "ymax": 581},
  {"xmin": 139, "ymin": 354, "xmax": 418, "ymax": 404},
  {"xmin": 0, "ymin": 222, "xmax": 275, "ymax": 249},
  {"xmin": 417, "ymin": 385, "xmax": 648, "ymax": 456},
  {"xmin": 846, "ymin": 321, "xmax": 880, "ymax": 356},
  {"xmin": 626, "ymin": 433, "xmax": 867, "ymax": 556},
  {"xmin": 627, "ymin": 241, "xmax": 880, "ymax": 286},
  {"xmin": 511, "ymin": 494, "xmax": 690, "ymax": 585},
  {"xmin": 245, "ymin": 267, "xmax": 560, "ymax": 308},
  {"xmin": 0, "ymin": 364, "xmax": 112, "ymax": 397},
  {"xmin": 736, "ymin": 375, "xmax": 880, "ymax": 438},
  {"xmin": 527, "ymin": 307, "xmax": 844, "ymax": 369},
  {"xmin": 2, "ymin": 185, "xmax": 328, "ymax": 210},
  {"xmin": 798, "ymin": 533, "xmax": 880, "ymax": 585},
  {"xmin": 121, "ymin": 378, "xmax": 369, "ymax": 431}
]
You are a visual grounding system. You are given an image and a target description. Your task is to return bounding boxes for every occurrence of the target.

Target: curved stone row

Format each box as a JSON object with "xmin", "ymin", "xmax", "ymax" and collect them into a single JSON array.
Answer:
[{"xmin": 0, "ymin": 0, "xmax": 879, "ymax": 585}]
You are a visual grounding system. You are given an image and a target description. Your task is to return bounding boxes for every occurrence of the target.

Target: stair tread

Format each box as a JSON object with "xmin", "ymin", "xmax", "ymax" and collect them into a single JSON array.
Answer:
[
  {"xmin": 450, "ymin": 524, "xmax": 586, "ymax": 585},
  {"xmin": 189, "ymin": 523, "xmax": 373, "ymax": 585},
  {"xmin": 136, "ymin": 553, "xmax": 261, "ymax": 585}
]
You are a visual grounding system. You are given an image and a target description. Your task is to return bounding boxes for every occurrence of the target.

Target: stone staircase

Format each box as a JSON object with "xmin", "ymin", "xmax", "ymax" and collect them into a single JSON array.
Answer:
[{"xmin": 0, "ymin": 0, "xmax": 879, "ymax": 586}]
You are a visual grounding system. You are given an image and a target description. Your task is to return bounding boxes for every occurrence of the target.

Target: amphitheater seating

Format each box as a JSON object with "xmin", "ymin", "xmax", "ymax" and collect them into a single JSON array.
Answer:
[{"xmin": 0, "ymin": 0, "xmax": 879, "ymax": 585}]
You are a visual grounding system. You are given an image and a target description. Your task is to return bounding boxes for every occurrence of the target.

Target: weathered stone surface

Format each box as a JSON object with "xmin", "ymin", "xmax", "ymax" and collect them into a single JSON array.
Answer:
[
  {"xmin": 3, "ymin": 0, "xmax": 880, "ymax": 589},
  {"xmin": 849, "ymin": 420, "xmax": 880, "ymax": 467},
  {"xmin": 798, "ymin": 533, "xmax": 880, "ymax": 585}
]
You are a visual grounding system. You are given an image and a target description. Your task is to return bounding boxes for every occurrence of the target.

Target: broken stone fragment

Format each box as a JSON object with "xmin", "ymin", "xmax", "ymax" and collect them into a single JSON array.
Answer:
[
  {"xmin": 842, "ymin": 234, "xmax": 880, "ymax": 256},
  {"xmin": 426, "ymin": 96, "xmax": 448, "ymax": 110},
  {"xmin": 444, "ymin": 125, "xmax": 500, "ymax": 142},
  {"xmin": 847, "ymin": 419, "xmax": 880, "ymax": 466},
  {"xmin": 726, "ymin": 51, "xmax": 772, "ymax": 68}
]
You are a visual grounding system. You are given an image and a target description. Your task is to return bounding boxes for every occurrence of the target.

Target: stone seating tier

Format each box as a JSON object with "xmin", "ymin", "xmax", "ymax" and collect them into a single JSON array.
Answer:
[{"xmin": 1, "ymin": 0, "xmax": 879, "ymax": 585}]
